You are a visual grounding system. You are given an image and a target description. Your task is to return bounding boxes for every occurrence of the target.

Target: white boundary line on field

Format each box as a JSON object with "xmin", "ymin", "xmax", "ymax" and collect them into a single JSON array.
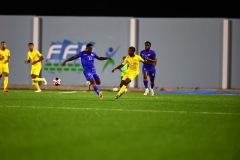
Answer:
[
  {"xmin": 58, "ymin": 91, "xmax": 77, "ymax": 94},
  {"xmin": 1, "ymin": 105, "xmax": 239, "ymax": 116}
]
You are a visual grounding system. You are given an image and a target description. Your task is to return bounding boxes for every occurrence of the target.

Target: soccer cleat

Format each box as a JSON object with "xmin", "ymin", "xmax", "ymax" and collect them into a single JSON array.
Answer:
[
  {"xmin": 143, "ymin": 88, "xmax": 149, "ymax": 95},
  {"xmin": 99, "ymin": 92, "xmax": 103, "ymax": 100},
  {"xmin": 119, "ymin": 91, "xmax": 125, "ymax": 97},
  {"xmin": 3, "ymin": 88, "xmax": 8, "ymax": 92},
  {"xmin": 86, "ymin": 81, "xmax": 92, "ymax": 90},
  {"xmin": 115, "ymin": 91, "xmax": 124, "ymax": 99},
  {"xmin": 115, "ymin": 94, "xmax": 120, "ymax": 99},
  {"xmin": 43, "ymin": 78, "xmax": 47, "ymax": 85},
  {"xmin": 35, "ymin": 90, "xmax": 41, "ymax": 92},
  {"xmin": 150, "ymin": 88, "xmax": 154, "ymax": 96}
]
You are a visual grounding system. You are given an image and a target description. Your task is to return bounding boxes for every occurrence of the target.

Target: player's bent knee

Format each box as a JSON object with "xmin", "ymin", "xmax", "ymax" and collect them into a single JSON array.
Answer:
[{"xmin": 96, "ymin": 81, "xmax": 101, "ymax": 85}]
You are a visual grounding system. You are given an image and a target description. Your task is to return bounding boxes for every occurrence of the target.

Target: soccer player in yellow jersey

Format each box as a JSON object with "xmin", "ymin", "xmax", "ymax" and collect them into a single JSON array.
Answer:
[
  {"xmin": 24, "ymin": 42, "xmax": 47, "ymax": 92},
  {"xmin": 112, "ymin": 46, "xmax": 154, "ymax": 99},
  {"xmin": 0, "ymin": 41, "xmax": 10, "ymax": 92}
]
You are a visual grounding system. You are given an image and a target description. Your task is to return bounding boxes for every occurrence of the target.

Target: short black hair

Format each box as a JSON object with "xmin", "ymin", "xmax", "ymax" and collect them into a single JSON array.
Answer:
[
  {"xmin": 1, "ymin": 41, "xmax": 6, "ymax": 44},
  {"xmin": 86, "ymin": 43, "xmax": 93, "ymax": 47},
  {"xmin": 145, "ymin": 41, "xmax": 151, "ymax": 46},
  {"xmin": 129, "ymin": 46, "xmax": 135, "ymax": 52},
  {"xmin": 28, "ymin": 42, "xmax": 34, "ymax": 45}
]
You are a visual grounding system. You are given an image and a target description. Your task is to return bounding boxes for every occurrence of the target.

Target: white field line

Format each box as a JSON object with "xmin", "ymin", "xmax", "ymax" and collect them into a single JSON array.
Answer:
[
  {"xmin": 0, "ymin": 105, "xmax": 239, "ymax": 116},
  {"xmin": 58, "ymin": 91, "xmax": 77, "ymax": 94}
]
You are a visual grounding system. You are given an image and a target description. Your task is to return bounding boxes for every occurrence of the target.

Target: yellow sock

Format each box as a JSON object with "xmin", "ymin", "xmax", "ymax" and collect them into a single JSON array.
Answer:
[
  {"xmin": 118, "ymin": 85, "xmax": 126, "ymax": 95},
  {"xmin": 4, "ymin": 77, "xmax": 8, "ymax": 89},
  {"xmin": 35, "ymin": 77, "xmax": 44, "ymax": 82},
  {"xmin": 33, "ymin": 81, "xmax": 41, "ymax": 90},
  {"xmin": 33, "ymin": 82, "xmax": 41, "ymax": 90}
]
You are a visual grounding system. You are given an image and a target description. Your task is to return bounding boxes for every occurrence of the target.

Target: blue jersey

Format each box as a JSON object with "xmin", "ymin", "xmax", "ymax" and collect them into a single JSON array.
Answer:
[
  {"xmin": 140, "ymin": 49, "xmax": 156, "ymax": 69},
  {"xmin": 77, "ymin": 51, "xmax": 98, "ymax": 73}
]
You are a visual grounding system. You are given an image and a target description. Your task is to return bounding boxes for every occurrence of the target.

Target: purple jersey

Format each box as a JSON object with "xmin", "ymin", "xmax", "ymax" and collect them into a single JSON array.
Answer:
[
  {"xmin": 77, "ymin": 51, "xmax": 98, "ymax": 72},
  {"xmin": 140, "ymin": 49, "xmax": 156, "ymax": 69}
]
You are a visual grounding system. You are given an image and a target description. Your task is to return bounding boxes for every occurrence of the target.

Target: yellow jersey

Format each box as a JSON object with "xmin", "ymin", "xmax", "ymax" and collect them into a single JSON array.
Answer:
[
  {"xmin": 122, "ymin": 54, "xmax": 144, "ymax": 74},
  {"xmin": 27, "ymin": 50, "xmax": 43, "ymax": 68},
  {"xmin": 0, "ymin": 49, "xmax": 10, "ymax": 65}
]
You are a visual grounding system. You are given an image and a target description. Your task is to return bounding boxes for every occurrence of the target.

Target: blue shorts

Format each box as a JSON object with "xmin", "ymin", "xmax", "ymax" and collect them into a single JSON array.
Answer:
[
  {"xmin": 142, "ymin": 67, "xmax": 156, "ymax": 78},
  {"xmin": 83, "ymin": 70, "xmax": 100, "ymax": 81}
]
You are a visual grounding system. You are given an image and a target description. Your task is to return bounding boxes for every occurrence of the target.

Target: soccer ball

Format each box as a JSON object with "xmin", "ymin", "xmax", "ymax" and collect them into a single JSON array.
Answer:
[{"xmin": 53, "ymin": 77, "xmax": 61, "ymax": 86}]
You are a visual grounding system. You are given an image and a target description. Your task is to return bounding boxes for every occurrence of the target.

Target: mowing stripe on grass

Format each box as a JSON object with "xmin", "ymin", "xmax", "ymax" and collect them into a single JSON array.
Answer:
[{"xmin": 1, "ymin": 105, "xmax": 239, "ymax": 116}]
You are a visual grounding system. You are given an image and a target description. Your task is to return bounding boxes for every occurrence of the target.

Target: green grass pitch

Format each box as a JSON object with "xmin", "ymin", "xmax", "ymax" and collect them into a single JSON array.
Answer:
[{"xmin": 0, "ymin": 90, "xmax": 240, "ymax": 160}]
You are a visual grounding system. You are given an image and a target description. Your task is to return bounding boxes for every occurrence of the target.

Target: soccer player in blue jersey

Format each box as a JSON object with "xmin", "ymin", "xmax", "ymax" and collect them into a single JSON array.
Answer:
[
  {"xmin": 112, "ymin": 46, "xmax": 154, "ymax": 99},
  {"xmin": 61, "ymin": 43, "xmax": 112, "ymax": 100},
  {"xmin": 140, "ymin": 41, "xmax": 157, "ymax": 96}
]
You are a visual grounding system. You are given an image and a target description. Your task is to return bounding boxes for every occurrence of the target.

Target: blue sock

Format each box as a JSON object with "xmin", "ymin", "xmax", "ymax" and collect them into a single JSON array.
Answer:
[
  {"xmin": 151, "ymin": 83, "xmax": 154, "ymax": 89},
  {"xmin": 144, "ymin": 80, "xmax": 148, "ymax": 89},
  {"xmin": 93, "ymin": 85, "xmax": 100, "ymax": 95}
]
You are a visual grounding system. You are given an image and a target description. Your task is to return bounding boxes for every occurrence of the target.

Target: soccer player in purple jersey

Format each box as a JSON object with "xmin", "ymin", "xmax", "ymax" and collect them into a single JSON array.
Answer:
[
  {"xmin": 61, "ymin": 43, "xmax": 112, "ymax": 100},
  {"xmin": 139, "ymin": 41, "xmax": 157, "ymax": 96}
]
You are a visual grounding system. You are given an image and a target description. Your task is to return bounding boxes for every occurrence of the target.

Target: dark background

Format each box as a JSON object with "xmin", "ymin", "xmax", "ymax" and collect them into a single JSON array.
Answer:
[{"xmin": 0, "ymin": 5, "xmax": 239, "ymax": 18}]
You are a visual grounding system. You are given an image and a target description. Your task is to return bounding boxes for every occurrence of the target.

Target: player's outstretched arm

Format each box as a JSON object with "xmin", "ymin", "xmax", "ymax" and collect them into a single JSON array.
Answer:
[
  {"xmin": 61, "ymin": 55, "xmax": 79, "ymax": 66},
  {"xmin": 112, "ymin": 64, "xmax": 124, "ymax": 73},
  {"xmin": 97, "ymin": 57, "xmax": 112, "ymax": 61}
]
